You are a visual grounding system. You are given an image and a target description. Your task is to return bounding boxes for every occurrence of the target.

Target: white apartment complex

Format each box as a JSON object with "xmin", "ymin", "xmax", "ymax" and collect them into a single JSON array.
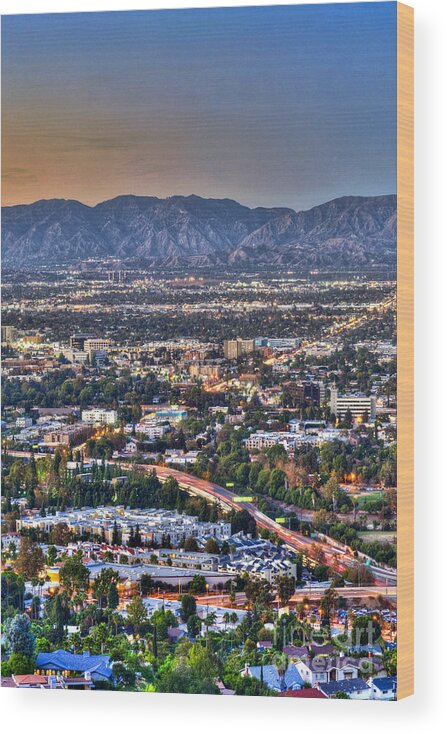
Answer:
[
  {"xmin": 82, "ymin": 408, "xmax": 118, "ymax": 425},
  {"xmin": 329, "ymin": 388, "xmax": 376, "ymax": 421}
]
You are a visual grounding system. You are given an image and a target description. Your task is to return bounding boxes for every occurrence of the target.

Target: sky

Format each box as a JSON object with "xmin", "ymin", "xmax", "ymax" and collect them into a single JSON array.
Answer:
[{"xmin": 1, "ymin": 3, "xmax": 397, "ymax": 210}]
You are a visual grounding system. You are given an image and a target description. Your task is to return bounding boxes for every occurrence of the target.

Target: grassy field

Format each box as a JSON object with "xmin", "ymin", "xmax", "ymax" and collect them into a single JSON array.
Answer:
[
  {"xmin": 355, "ymin": 490, "xmax": 386, "ymax": 509},
  {"xmin": 358, "ymin": 530, "xmax": 397, "ymax": 545}
]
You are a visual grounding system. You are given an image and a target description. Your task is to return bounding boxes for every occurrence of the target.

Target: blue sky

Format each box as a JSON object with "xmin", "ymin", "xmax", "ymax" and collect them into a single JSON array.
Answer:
[{"xmin": 2, "ymin": 3, "xmax": 397, "ymax": 208}]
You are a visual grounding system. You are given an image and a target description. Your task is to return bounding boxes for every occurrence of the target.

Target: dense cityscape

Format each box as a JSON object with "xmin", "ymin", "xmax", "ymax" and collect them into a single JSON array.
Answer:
[{"xmin": 1, "ymin": 262, "xmax": 398, "ymax": 698}]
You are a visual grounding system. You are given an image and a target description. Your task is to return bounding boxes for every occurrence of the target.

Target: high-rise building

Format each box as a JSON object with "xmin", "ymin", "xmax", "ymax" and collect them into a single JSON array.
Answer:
[
  {"xmin": 224, "ymin": 337, "xmax": 255, "ymax": 360},
  {"xmin": 283, "ymin": 380, "xmax": 321, "ymax": 407},
  {"xmin": 329, "ymin": 387, "xmax": 376, "ymax": 421},
  {"xmin": 70, "ymin": 333, "xmax": 94, "ymax": 350},
  {"xmin": 84, "ymin": 338, "xmax": 113, "ymax": 352},
  {"xmin": 1, "ymin": 325, "xmax": 17, "ymax": 344}
]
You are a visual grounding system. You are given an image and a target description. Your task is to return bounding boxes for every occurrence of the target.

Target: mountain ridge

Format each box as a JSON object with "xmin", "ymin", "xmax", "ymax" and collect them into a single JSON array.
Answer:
[{"xmin": 1, "ymin": 193, "xmax": 396, "ymax": 270}]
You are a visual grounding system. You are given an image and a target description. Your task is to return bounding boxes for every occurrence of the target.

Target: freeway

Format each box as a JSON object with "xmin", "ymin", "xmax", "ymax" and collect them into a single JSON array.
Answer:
[
  {"xmin": 125, "ymin": 463, "xmax": 396, "ymax": 586},
  {"xmin": 3, "ymin": 449, "xmax": 48, "ymax": 460}
]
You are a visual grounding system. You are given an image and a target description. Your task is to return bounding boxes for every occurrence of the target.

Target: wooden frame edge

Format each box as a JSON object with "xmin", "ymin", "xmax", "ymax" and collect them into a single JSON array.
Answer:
[{"xmin": 396, "ymin": 1, "xmax": 414, "ymax": 701}]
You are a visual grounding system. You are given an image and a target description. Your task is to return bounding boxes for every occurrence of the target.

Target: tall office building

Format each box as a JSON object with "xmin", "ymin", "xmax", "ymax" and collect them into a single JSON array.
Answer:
[
  {"xmin": 84, "ymin": 338, "xmax": 112, "ymax": 352},
  {"xmin": 283, "ymin": 380, "xmax": 321, "ymax": 407},
  {"xmin": 224, "ymin": 337, "xmax": 255, "ymax": 360},
  {"xmin": 1, "ymin": 325, "xmax": 17, "ymax": 344},
  {"xmin": 70, "ymin": 333, "xmax": 94, "ymax": 350}
]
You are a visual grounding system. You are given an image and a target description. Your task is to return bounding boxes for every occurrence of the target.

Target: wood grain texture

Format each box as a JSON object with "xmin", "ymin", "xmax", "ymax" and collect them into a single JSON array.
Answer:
[{"xmin": 396, "ymin": 1, "xmax": 414, "ymax": 701}]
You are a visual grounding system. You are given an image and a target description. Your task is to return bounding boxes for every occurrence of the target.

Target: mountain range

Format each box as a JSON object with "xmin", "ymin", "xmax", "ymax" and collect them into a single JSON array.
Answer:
[{"xmin": 1, "ymin": 193, "xmax": 396, "ymax": 271}]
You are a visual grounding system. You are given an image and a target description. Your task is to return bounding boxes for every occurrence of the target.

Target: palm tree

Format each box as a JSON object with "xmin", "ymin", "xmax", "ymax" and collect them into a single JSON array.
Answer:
[
  {"xmin": 223, "ymin": 611, "xmax": 230, "ymax": 632},
  {"xmin": 228, "ymin": 612, "xmax": 238, "ymax": 650},
  {"xmin": 259, "ymin": 649, "xmax": 270, "ymax": 687},
  {"xmin": 204, "ymin": 611, "xmax": 217, "ymax": 647},
  {"xmin": 110, "ymin": 610, "xmax": 122, "ymax": 636},
  {"xmin": 274, "ymin": 652, "xmax": 289, "ymax": 692},
  {"xmin": 93, "ymin": 622, "xmax": 109, "ymax": 654},
  {"xmin": 31, "ymin": 576, "xmax": 38, "ymax": 598},
  {"xmin": 73, "ymin": 591, "xmax": 87, "ymax": 612}
]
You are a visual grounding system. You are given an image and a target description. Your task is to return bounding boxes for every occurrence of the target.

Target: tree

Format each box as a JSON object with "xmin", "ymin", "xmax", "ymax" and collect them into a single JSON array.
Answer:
[
  {"xmin": 6, "ymin": 652, "xmax": 35, "ymax": 675},
  {"xmin": 234, "ymin": 676, "xmax": 274, "ymax": 696},
  {"xmin": 45, "ymin": 593, "xmax": 70, "ymax": 643},
  {"xmin": 4, "ymin": 613, "xmax": 35, "ymax": 657},
  {"xmin": 187, "ymin": 642, "xmax": 220, "ymax": 681},
  {"xmin": 384, "ymin": 648, "xmax": 397, "ymax": 676},
  {"xmin": 275, "ymin": 575, "xmax": 296, "ymax": 607},
  {"xmin": 344, "ymin": 564, "xmax": 374, "ymax": 587},
  {"xmin": 140, "ymin": 573, "xmax": 153, "ymax": 595},
  {"xmin": 93, "ymin": 568, "xmax": 119, "ymax": 608},
  {"xmin": 320, "ymin": 586, "xmax": 338, "ymax": 630},
  {"xmin": 15, "ymin": 538, "xmax": 45, "ymax": 580},
  {"xmin": 112, "ymin": 520, "xmax": 122, "ymax": 546},
  {"xmin": 151, "ymin": 608, "xmax": 177, "ymax": 640},
  {"xmin": 126, "ymin": 596, "xmax": 148, "ymax": 634},
  {"xmin": 321, "ymin": 475, "xmax": 339, "ymax": 508},
  {"xmin": 59, "ymin": 554, "xmax": 90, "ymax": 597},
  {"xmin": 187, "ymin": 614, "xmax": 202, "ymax": 639},
  {"xmin": 203, "ymin": 611, "xmax": 217, "ymax": 646},
  {"xmin": 342, "ymin": 409, "xmax": 353, "ymax": 429},
  {"xmin": 204, "ymin": 537, "xmax": 220, "ymax": 554},
  {"xmin": 189, "ymin": 575, "xmax": 206, "ymax": 594},
  {"xmin": 180, "ymin": 594, "xmax": 197, "ymax": 622},
  {"xmin": 47, "ymin": 545, "xmax": 58, "ymax": 566},
  {"xmin": 244, "ymin": 578, "xmax": 273, "ymax": 609},
  {"xmin": 184, "ymin": 536, "xmax": 199, "ymax": 552},
  {"xmin": 294, "ymin": 552, "xmax": 304, "ymax": 584},
  {"xmin": 107, "ymin": 582, "xmax": 119, "ymax": 610},
  {"xmin": 351, "ymin": 615, "xmax": 382, "ymax": 647},
  {"xmin": 1, "ymin": 571, "xmax": 25, "ymax": 615},
  {"xmin": 51, "ymin": 522, "xmax": 70, "ymax": 545},
  {"xmin": 313, "ymin": 564, "xmax": 330, "ymax": 582}
]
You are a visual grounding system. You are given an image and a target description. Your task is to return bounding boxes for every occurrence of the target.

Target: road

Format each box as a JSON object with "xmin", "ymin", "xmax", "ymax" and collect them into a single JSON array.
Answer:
[
  {"xmin": 3, "ymin": 449, "xmax": 48, "ymax": 460},
  {"xmin": 124, "ymin": 463, "xmax": 396, "ymax": 586}
]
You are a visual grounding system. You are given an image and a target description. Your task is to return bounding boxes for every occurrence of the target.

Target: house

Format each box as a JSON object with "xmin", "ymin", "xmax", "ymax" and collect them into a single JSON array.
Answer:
[
  {"xmin": 349, "ymin": 644, "xmax": 383, "ymax": 656},
  {"xmin": 216, "ymin": 679, "xmax": 236, "ymax": 695},
  {"xmin": 35, "ymin": 650, "xmax": 113, "ymax": 683},
  {"xmin": 167, "ymin": 627, "xmax": 186, "ymax": 643},
  {"xmin": 11, "ymin": 673, "xmax": 93, "ymax": 690},
  {"xmin": 296, "ymin": 655, "xmax": 360, "ymax": 687},
  {"xmin": 318, "ymin": 679, "xmax": 371, "ymax": 700},
  {"xmin": 279, "ymin": 688, "xmax": 327, "ymax": 699},
  {"xmin": 12, "ymin": 674, "xmax": 50, "ymax": 688},
  {"xmin": 282, "ymin": 645, "xmax": 309, "ymax": 660},
  {"xmin": 309, "ymin": 643, "xmax": 337, "ymax": 656},
  {"xmin": 368, "ymin": 675, "xmax": 397, "ymax": 700},
  {"xmin": 257, "ymin": 640, "xmax": 273, "ymax": 651},
  {"xmin": 241, "ymin": 662, "xmax": 303, "ymax": 692}
]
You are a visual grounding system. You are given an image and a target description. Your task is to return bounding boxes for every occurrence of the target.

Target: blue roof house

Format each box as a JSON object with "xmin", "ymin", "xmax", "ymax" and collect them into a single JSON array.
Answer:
[
  {"xmin": 368, "ymin": 675, "xmax": 397, "ymax": 700},
  {"xmin": 241, "ymin": 662, "xmax": 303, "ymax": 692},
  {"xmin": 36, "ymin": 650, "xmax": 113, "ymax": 683},
  {"xmin": 318, "ymin": 679, "xmax": 371, "ymax": 700}
]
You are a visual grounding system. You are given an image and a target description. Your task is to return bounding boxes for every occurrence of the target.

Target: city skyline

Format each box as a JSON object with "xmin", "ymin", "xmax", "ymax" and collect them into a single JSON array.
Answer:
[{"xmin": 2, "ymin": 3, "xmax": 397, "ymax": 210}]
